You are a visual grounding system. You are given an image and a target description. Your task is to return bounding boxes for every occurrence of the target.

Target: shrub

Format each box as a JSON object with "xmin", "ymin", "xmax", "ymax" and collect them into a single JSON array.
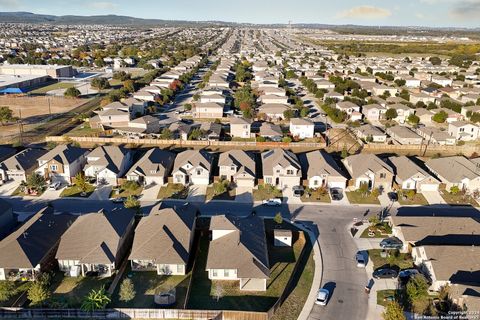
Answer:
[
  {"xmin": 0, "ymin": 281, "xmax": 15, "ymax": 302},
  {"xmin": 64, "ymin": 87, "xmax": 81, "ymax": 98},
  {"xmin": 273, "ymin": 212, "xmax": 283, "ymax": 224},
  {"xmin": 119, "ymin": 278, "xmax": 136, "ymax": 302},
  {"xmin": 450, "ymin": 185, "xmax": 460, "ymax": 195},
  {"xmin": 81, "ymin": 286, "xmax": 111, "ymax": 311}
]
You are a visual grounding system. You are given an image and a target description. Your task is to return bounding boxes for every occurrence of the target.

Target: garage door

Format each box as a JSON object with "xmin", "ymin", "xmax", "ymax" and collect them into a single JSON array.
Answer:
[
  {"xmin": 328, "ymin": 181, "xmax": 346, "ymax": 189},
  {"xmin": 236, "ymin": 178, "xmax": 254, "ymax": 188},
  {"xmin": 192, "ymin": 177, "xmax": 209, "ymax": 185},
  {"xmin": 420, "ymin": 183, "xmax": 439, "ymax": 192}
]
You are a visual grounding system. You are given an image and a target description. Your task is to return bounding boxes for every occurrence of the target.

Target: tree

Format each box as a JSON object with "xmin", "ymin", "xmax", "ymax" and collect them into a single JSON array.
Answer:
[
  {"xmin": 450, "ymin": 185, "xmax": 460, "ymax": 195},
  {"xmin": 429, "ymin": 56, "xmax": 442, "ymax": 66},
  {"xmin": 382, "ymin": 301, "xmax": 406, "ymax": 320},
  {"xmin": 385, "ymin": 108, "xmax": 398, "ymax": 120},
  {"xmin": 341, "ymin": 146, "xmax": 348, "ymax": 159},
  {"xmin": 26, "ymin": 173, "xmax": 46, "ymax": 193},
  {"xmin": 407, "ymin": 114, "xmax": 420, "ymax": 125},
  {"xmin": 432, "ymin": 111, "xmax": 448, "ymax": 123},
  {"xmin": 188, "ymin": 128, "xmax": 202, "ymax": 140},
  {"xmin": 184, "ymin": 103, "xmax": 192, "ymax": 111},
  {"xmin": 64, "ymin": 87, "xmax": 81, "ymax": 98},
  {"xmin": 283, "ymin": 109, "xmax": 295, "ymax": 120},
  {"xmin": 273, "ymin": 212, "xmax": 283, "ymax": 224},
  {"xmin": 0, "ymin": 106, "xmax": 14, "ymax": 125},
  {"xmin": 74, "ymin": 172, "xmax": 89, "ymax": 193},
  {"xmin": 406, "ymin": 275, "xmax": 429, "ymax": 304},
  {"xmin": 0, "ymin": 281, "xmax": 15, "ymax": 302},
  {"xmin": 119, "ymin": 278, "xmax": 136, "ymax": 302},
  {"xmin": 124, "ymin": 196, "xmax": 140, "ymax": 210},
  {"xmin": 123, "ymin": 80, "xmax": 136, "ymax": 93},
  {"xmin": 81, "ymin": 286, "xmax": 111, "ymax": 311},
  {"xmin": 113, "ymin": 71, "xmax": 131, "ymax": 81},
  {"xmin": 159, "ymin": 128, "xmax": 173, "ymax": 140},
  {"xmin": 91, "ymin": 77, "xmax": 110, "ymax": 90},
  {"xmin": 212, "ymin": 282, "xmax": 224, "ymax": 302},
  {"xmin": 28, "ymin": 274, "xmax": 51, "ymax": 306}
]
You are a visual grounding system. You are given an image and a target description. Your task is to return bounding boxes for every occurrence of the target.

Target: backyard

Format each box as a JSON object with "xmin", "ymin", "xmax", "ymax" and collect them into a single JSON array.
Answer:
[
  {"xmin": 157, "ymin": 183, "xmax": 189, "ymax": 200},
  {"xmin": 29, "ymin": 82, "xmax": 76, "ymax": 94},
  {"xmin": 187, "ymin": 230, "xmax": 307, "ymax": 312},
  {"xmin": 346, "ymin": 190, "xmax": 380, "ymax": 205},
  {"xmin": 253, "ymin": 184, "xmax": 283, "ymax": 201},
  {"xmin": 0, "ymin": 281, "xmax": 31, "ymax": 307}
]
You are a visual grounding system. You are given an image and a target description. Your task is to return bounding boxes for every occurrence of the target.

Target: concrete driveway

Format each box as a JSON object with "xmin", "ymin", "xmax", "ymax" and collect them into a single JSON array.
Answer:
[
  {"xmin": 0, "ymin": 180, "xmax": 21, "ymax": 196},
  {"xmin": 187, "ymin": 185, "xmax": 207, "ymax": 202},
  {"xmin": 40, "ymin": 186, "xmax": 65, "ymax": 200},
  {"xmin": 235, "ymin": 187, "xmax": 253, "ymax": 203},
  {"xmin": 89, "ymin": 185, "xmax": 113, "ymax": 200},
  {"xmin": 422, "ymin": 191, "xmax": 447, "ymax": 205}
]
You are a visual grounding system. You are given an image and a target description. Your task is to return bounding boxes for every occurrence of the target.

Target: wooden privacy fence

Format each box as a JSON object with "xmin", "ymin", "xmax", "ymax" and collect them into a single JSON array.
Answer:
[{"xmin": 0, "ymin": 308, "xmax": 269, "ymax": 320}]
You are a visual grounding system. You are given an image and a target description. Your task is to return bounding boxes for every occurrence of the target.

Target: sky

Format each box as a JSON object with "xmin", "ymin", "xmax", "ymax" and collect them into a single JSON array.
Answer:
[{"xmin": 0, "ymin": 0, "xmax": 479, "ymax": 28}]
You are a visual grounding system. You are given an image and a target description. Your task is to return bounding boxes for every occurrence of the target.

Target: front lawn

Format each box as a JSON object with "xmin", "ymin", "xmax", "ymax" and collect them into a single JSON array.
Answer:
[
  {"xmin": 111, "ymin": 268, "xmax": 190, "ymax": 308},
  {"xmin": 205, "ymin": 182, "xmax": 235, "ymax": 201},
  {"xmin": 377, "ymin": 289, "xmax": 401, "ymax": 307},
  {"xmin": 440, "ymin": 190, "xmax": 479, "ymax": 206},
  {"xmin": 253, "ymin": 184, "xmax": 283, "ymax": 201},
  {"xmin": 346, "ymin": 191, "xmax": 380, "ymax": 205},
  {"xmin": 360, "ymin": 221, "xmax": 392, "ymax": 238},
  {"xmin": 157, "ymin": 183, "xmax": 189, "ymax": 200},
  {"xmin": 111, "ymin": 181, "xmax": 143, "ymax": 199},
  {"xmin": 368, "ymin": 249, "xmax": 414, "ymax": 270},
  {"xmin": 301, "ymin": 188, "xmax": 331, "ymax": 203},
  {"xmin": 11, "ymin": 186, "xmax": 45, "ymax": 197},
  {"xmin": 50, "ymin": 274, "xmax": 113, "ymax": 308},
  {"xmin": 397, "ymin": 191, "xmax": 429, "ymax": 206},
  {"xmin": 187, "ymin": 231, "xmax": 306, "ymax": 312},
  {"xmin": 60, "ymin": 184, "xmax": 95, "ymax": 198}
]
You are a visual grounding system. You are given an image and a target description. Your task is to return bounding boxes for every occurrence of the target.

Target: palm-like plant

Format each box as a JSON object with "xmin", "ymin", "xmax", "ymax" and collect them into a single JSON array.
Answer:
[{"xmin": 81, "ymin": 286, "xmax": 110, "ymax": 311}]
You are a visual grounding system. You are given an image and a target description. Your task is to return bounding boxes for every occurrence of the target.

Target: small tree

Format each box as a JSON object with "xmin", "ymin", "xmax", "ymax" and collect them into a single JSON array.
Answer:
[
  {"xmin": 26, "ymin": 173, "xmax": 46, "ymax": 193},
  {"xmin": 74, "ymin": 172, "xmax": 89, "ymax": 193},
  {"xmin": 341, "ymin": 146, "xmax": 348, "ymax": 159},
  {"xmin": 81, "ymin": 286, "xmax": 111, "ymax": 311},
  {"xmin": 119, "ymin": 278, "xmax": 136, "ymax": 302},
  {"xmin": 450, "ymin": 185, "xmax": 460, "ymax": 195},
  {"xmin": 0, "ymin": 106, "xmax": 14, "ymax": 125},
  {"xmin": 385, "ymin": 108, "xmax": 398, "ymax": 120},
  {"xmin": 184, "ymin": 103, "xmax": 192, "ymax": 111},
  {"xmin": 64, "ymin": 87, "xmax": 81, "ymax": 98},
  {"xmin": 212, "ymin": 282, "xmax": 224, "ymax": 302},
  {"xmin": 159, "ymin": 128, "xmax": 173, "ymax": 140},
  {"xmin": 407, "ymin": 114, "xmax": 420, "ymax": 125},
  {"xmin": 382, "ymin": 301, "xmax": 406, "ymax": 320},
  {"xmin": 124, "ymin": 196, "xmax": 140, "ymax": 210},
  {"xmin": 27, "ymin": 274, "xmax": 51, "ymax": 306},
  {"xmin": 0, "ymin": 281, "xmax": 15, "ymax": 302},
  {"xmin": 432, "ymin": 111, "xmax": 448, "ymax": 123},
  {"xmin": 406, "ymin": 275, "xmax": 429, "ymax": 305},
  {"xmin": 273, "ymin": 212, "xmax": 283, "ymax": 225}
]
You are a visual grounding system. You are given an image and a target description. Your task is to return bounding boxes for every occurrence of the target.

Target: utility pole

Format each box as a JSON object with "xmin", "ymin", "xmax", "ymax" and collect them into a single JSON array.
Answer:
[
  {"xmin": 48, "ymin": 97, "xmax": 52, "ymax": 116},
  {"xmin": 18, "ymin": 108, "xmax": 24, "ymax": 146},
  {"xmin": 422, "ymin": 131, "xmax": 433, "ymax": 157}
]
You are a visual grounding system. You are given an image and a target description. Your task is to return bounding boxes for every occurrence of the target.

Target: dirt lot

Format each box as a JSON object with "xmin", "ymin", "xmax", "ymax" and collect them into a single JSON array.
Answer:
[{"xmin": 0, "ymin": 95, "xmax": 87, "ymax": 119}]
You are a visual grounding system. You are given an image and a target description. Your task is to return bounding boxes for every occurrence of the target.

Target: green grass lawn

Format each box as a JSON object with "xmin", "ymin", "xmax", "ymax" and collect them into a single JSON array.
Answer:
[
  {"xmin": 11, "ymin": 186, "xmax": 45, "ymax": 197},
  {"xmin": 187, "ymin": 232, "xmax": 306, "ymax": 312},
  {"xmin": 29, "ymin": 82, "xmax": 75, "ymax": 94},
  {"xmin": 205, "ymin": 183, "xmax": 236, "ymax": 201},
  {"xmin": 50, "ymin": 273, "xmax": 113, "ymax": 308},
  {"xmin": 360, "ymin": 222, "xmax": 392, "ymax": 238},
  {"xmin": 111, "ymin": 185, "xmax": 143, "ymax": 198},
  {"xmin": 440, "ymin": 190, "xmax": 479, "ymax": 206},
  {"xmin": 253, "ymin": 184, "xmax": 283, "ymax": 201},
  {"xmin": 0, "ymin": 281, "xmax": 31, "ymax": 307},
  {"xmin": 157, "ymin": 183, "xmax": 189, "ymax": 200},
  {"xmin": 377, "ymin": 289, "xmax": 400, "ymax": 307},
  {"xmin": 301, "ymin": 189, "xmax": 331, "ymax": 203},
  {"xmin": 60, "ymin": 184, "xmax": 95, "ymax": 198},
  {"xmin": 346, "ymin": 191, "xmax": 380, "ymax": 205},
  {"xmin": 65, "ymin": 123, "xmax": 103, "ymax": 137},
  {"xmin": 397, "ymin": 193, "xmax": 429, "ymax": 206},
  {"xmin": 368, "ymin": 249, "xmax": 414, "ymax": 270},
  {"xmin": 111, "ymin": 268, "xmax": 190, "ymax": 308}
]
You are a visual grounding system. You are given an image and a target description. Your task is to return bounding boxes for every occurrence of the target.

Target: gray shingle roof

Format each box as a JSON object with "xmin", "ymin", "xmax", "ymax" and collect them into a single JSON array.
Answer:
[
  {"xmin": 426, "ymin": 156, "xmax": 480, "ymax": 183},
  {"xmin": 0, "ymin": 148, "xmax": 47, "ymax": 173},
  {"xmin": 126, "ymin": 148, "xmax": 175, "ymax": 178},
  {"xmin": 39, "ymin": 145, "xmax": 88, "ymax": 165},
  {"xmin": 262, "ymin": 149, "xmax": 300, "ymax": 177}
]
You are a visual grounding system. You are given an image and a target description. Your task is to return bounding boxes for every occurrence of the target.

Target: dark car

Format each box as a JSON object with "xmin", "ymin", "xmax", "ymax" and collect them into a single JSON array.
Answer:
[
  {"xmin": 388, "ymin": 192, "xmax": 398, "ymax": 202},
  {"xmin": 399, "ymin": 269, "xmax": 420, "ymax": 280},
  {"xmin": 373, "ymin": 268, "xmax": 398, "ymax": 279},
  {"xmin": 330, "ymin": 188, "xmax": 343, "ymax": 201},
  {"xmin": 380, "ymin": 237, "xmax": 403, "ymax": 250}
]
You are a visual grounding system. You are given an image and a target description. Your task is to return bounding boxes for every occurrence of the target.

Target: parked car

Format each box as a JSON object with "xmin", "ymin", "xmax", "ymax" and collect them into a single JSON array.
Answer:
[
  {"xmin": 330, "ymin": 188, "xmax": 343, "ymax": 201},
  {"xmin": 355, "ymin": 252, "xmax": 366, "ymax": 268},
  {"xmin": 380, "ymin": 237, "xmax": 403, "ymax": 250},
  {"xmin": 373, "ymin": 268, "xmax": 398, "ymax": 279},
  {"xmin": 262, "ymin": 198, "xmax": 282, "ymax": 206},
  {"xmin": 293, "ymin": 186, "xmax": 304, "ymax": 197},
  {"xmin": 315, "ymin": 288, "xmax": 330, "ymax": 306},
  {"xmin": 399, "ymin": 269, "xmax": 419, "ymax": 280},
  {"xmin": 112, "ymin": 197, "xmax": 127, "ymax": 204},
  {"xmin": 48, "ymin": 182, "xmax": 61, "ymax": 190},
  {"xmin": 388, "ymin": 192, "xmax": 398, "ymax": 202}
]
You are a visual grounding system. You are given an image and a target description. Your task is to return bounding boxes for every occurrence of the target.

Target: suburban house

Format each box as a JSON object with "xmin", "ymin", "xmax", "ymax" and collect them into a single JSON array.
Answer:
[
  {"xmin": 56, "ymin": 209, "xmax": 135, "ymax": 277},
  {"xmin": 259, "ymin": 94, "xmax": 288, "ymax": 105},
  {"xmin": 206, "ymin": 215, "xmax": 270, "ymax": 291},
  {"xmin": 289, "ymin": 118, "xmax": 314, "ymax": 139},
  {"xmin": 130, "ymin": 204, "xmax": 197, "ymax": 275},
  {"xmin": 415, "ymin": 108, "xmax": 433, "ymax": 125},
  {"xmin": 257, "ymin": 103, "xmax": 290, "ymax": 121},
  {"xmin": 343, "ymin": 154, "xmax": 394, "ymax": 191},
  {"xmin": 125, "ymin": 149, "xmax": 175, "ymax": 186},
  {"xmin": 193, "ymin": 102, "xmax": 224, "ymax": 119},
  {"xmin": 388, "ymin": 156, "xmax": 440, "ymax": 192},
  {"xmin": 425, "ymin": 156, "xmax": 480, "ymax": 193},
  {"xmin": 361, "ymin": 104, "xmax": 385, "ymax": 121},
  {"xmin": 302, "ymin": 150, "xmax": 347, "ymax": 190},
  {"xmin": 218, "ymin": 150, "xmax": 256, "ymax": 188},
  {"xmin": 229, "ymin": 117, "xmax": 252, "ymax": 139},
  {"xmin": 0, "ymin": 207, "xmax": 75, "ymax": 281},
  {"xmin": 389, "ymin": 104, "xmax": 414, "ymax": 124},
  {"xmin": 448, "ymin": 121, "xmax": 479, "ymax": 141},
  {"xmin": 0, "ymin": 148, "xmax": 47, "ymax": 184},
  {"xmin": 335, "ymin": 101, "xmax": 362, "ymax": 120},
  {"xmin": 36, "ymin": 145, "xmax": 89, "ymax": 184},
  {"xmin": 0, "ymin": 199, "xmax": 14, "ymax": 239},
  {"xmin": 386, "ymin": 126, "xmax": 423, "ymax": 145},
  {"xmin": 261, "ymin": 149, "xmax": 301, "ymax": 190},
  {"xmin": 84, "ymin": 146, "xmax": 133, "ymax": 186},
  {"xmin": 172, "ymin": 150, "xmax": 212, "ymax": 185},
  {"xmin": 355, "ymin": 124, "xmax": 387, "ymax": 143},
  {"xmin": 416, "ymin": 127, "xmax": 456, "ymax": 145},
  {"xmin": 258, "ymin": 122, "xmax": 283, "ymax": 141}
]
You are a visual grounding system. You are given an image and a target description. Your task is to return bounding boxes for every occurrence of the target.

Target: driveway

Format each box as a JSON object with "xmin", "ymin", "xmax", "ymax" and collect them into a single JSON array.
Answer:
[
  {"xmin": 330, "ymin": 189, "xmax": 350, "ymax": 206},
  {"xmin": 235, "ymin": 187, "xmax": 253, "ymax": 203},
  {"xmin": 187, "ymin": 185, "xmax": 207, "ymax": 202},
  {"xmin": 40, "ymin": 186, "xmax": 65, "ymax": 200},
  {"xmin": 282, "ymin": 187, "xmax": 302, "ymax": 204},
  {"xmin": 0, "ymin": 180, "xmax": 21, "ymax": 196},
  {"xmin": 88, "ymin": 185, "xmax": 112, "ymax": 200},
  {"xmin": 422, "ymin": 191, "xmax": 447, "ymax": 205},
  {"xmin": 141, "ymin": 184, "xmax": 161, "ymax": 201}
]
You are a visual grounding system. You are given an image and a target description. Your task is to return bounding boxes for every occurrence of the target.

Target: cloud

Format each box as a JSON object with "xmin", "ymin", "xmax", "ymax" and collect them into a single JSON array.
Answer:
[
  {"xmin": 450, "ymin": 0, "xmax": 480, "ymax": 18},
  {"xmin": 337, "ymin": 5, "xmax": 392, "ymax": 19},
  {"xmin": 88, "ymin": 1, "xmax": 117, "ymax": 10},
  {"xmin": 415, "ymin": 12, "xmax": 426, "ymax": 19},
  {"xmin": 0, "ymin": 0, "xmax": 21, "ymax": 9}
]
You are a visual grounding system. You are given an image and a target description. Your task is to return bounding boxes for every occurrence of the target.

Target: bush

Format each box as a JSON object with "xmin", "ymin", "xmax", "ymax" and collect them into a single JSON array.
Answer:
[
  {"xmin": 64, "ymin": 87, "xmax": 81, "ymax": 98},
  {"xmin": 382, "ymin": 301, "xmax": 406, "ymax": 320},
  {"xmin": 449, "ymin": 185, "xmax": 460, "ymax": 195},
  {"xmin": 27, "ymin": 273, "xmax": 51, "ymax": 306},
  {"xmin": 432, "ymin": 111, "xmax": 448, "ymax": 123},
  {"xmin": 81, "ymin": 286, "xmax": 111, "ymax": 311},
  {"xmin": 406, "ymin": 275, "xmax": 429, "ymax": 305},
  {"xmin": 119, "ymin": 278, "xmax": 136, "ymax": 302},
  {"xmin": 274, "ymin": 212, "xmax": 283, "ymax": 224},
  {"xmin": 0, "ymin": 281, "xmax": 15, "ymax": 302}
]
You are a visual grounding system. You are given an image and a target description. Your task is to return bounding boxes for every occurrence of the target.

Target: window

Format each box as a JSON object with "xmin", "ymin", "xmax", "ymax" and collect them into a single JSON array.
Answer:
[
  {"xmin": 196, "ymin": 169, "xmax": 202, "ymax": 175},
  {"xmin": 224, "ymin": 270, "xmax": 230, "ymax": 277},
  {"xmin": 50, "ymin": 164, "xmax": 58, "ymax": 171},
  {"xmin": 276, "ymin": 170, "xmax": 280, "ymax": 173},
  {"xmin": 314, "ymin": 180, "xmax": 318, "ymax": 186},
  {"xmin": 287, "ymin": 170, "xmax": 294, "ymax": 175},
  {"xmin": 265, "ymin": 177, "xmax": 272, "ymax": 184},
  {"xmin": 380, "ymin": 173, "xmax": 386, "ymax": 179},
  {"xmin": 177, "ymin": 265, "xmax": 184, "ymax": 273},
  {"xmin": 231, "ymin": 165, "xmax": 236, "ymax": 171},
  {"xmin": 212, "ymin": 270, "xmax": 218, "ymax": 277}
]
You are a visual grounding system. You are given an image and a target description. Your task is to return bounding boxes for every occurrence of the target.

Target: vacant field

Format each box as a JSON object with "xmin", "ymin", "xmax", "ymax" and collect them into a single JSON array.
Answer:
[
  {"xmin": 0, "ymin": 96, "xmax": 87, "ymax": 119},
  {"xmin": 29, "ymin": 82, "xmax": 75, "ymax": 94}
]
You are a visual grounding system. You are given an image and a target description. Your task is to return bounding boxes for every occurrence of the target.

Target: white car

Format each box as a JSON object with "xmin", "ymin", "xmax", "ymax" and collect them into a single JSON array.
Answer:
[
  {"xmin": 315, "ymin": 288, "xmax": 329, "ymax": 306},
  {"xmin": 48, "ymin": 182, "xmax": 61, "ymax": 190},
  {"xmin": 262, "ymin": 198, "xmax": 282, "ymax": 206}
]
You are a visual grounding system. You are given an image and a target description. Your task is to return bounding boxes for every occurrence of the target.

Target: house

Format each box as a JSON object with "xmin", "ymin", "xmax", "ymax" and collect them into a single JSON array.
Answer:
[
  {"xmin": 257, "ymin": 103, "xmax": 289, "ymax": 121},
  {"xmin": 0, "ymin": 199, "xmax": 14, "ymax": 239},
  {"xmin": 206, "ymin": 215, "xmax": 269, "ymax": 291},
  {"xmin": 199, "ymin": 122, "xmax": 222, "ymax": 141},
  {"xmin": 130, "ymin": 203, "xmax": 197, "ymax": 275},
  {"xmin": 448, "ymin": 121, "xmax": 479, "ymax": 141},
  {"xmin": 415, "ymin": 108, "xmax": 433, "ymax": 125},
  {"xmin": 0, "ymin": 207, "xmax": 75, "ymax": 281},
  {"xmin": 56, "ymin": 209, "xmax": 135, "ymax": 277},
  {"xmin": 259, "ymin": 95, "xmax": 288, "ymax": 105},
  {"xmin": 169, "ymin": 122, "xmax": 192, "ymax": 140},
  {"xmin": 218, "ymin": 150, "xmax": 256, "ymax": 188},
  {"xmin": 386, "ymin": 126, "xmax": 423, "ymax": 145},
  {"xmin": 388, "ymin": 104, "xmax": 414, "ymax": 124},
  {"xmin": 274, "ymin": 230, "xmax": 292, "ymax": 247},
  {"xmin": 372, "ymin": 84, "xmax": 398, "ymax": 97},
  {"xmin": 0, "ymin": 148, "xmax": 47, "ymax": 184},
  {"xmin": 262, "ymin": 149, "xmax": 301, "ymax": 190},
  {"xmin": 258, "ymin": 122, "xmax": 283, "ymax": 141},
  {"xmin": 36, "ymin": 145, "xmax": 89, "ymax": 184},
  {"xmin": 199, "ymin": 94, "xmax": 226, "ymax": 104},
  {"xmin": 335, "ymin": 101, "xmax": 360, "ymax": 119},
  {"xmin": 289, "ymin": 118, "xmax": 314, "ymax": 139},
  {"xmin": 172, "ymin": 150, "xmax": 212, "ymax": 185},
  {"xmin": 361, "ymin": 104, "xmax": 385, "ymax": 121},
  {"xmin": 388, "ymin": 156, "xmax": 440, "ymax": 192},
  {"xmin": 125, "ymin": 149, "xmax": 175, "ymax": 186},
  {"xmin": 416, "ymin": 127, "xmax": 456, "ymax": 145},
  {"xmin": 84, "ymin": 146, "xmax": 133, "ymax": 186},
  {"xmin": 229, "ymin": 117, "xmax": 252, "ymax": 139},
  {"xmin": 343, "ymin": 154, "xmax": 394, "ymax": 191},
  {"xmin": 425, "ymin": 156, "xmax": 480, "ymax": 193},
  {"xmin": 193, "ymin": 102, "xmax": 224, "ymax": 119},
  {"xmin": 355, "ymin": 124, "xmax": 387, "ymax": 143},
  {"xmin": 302, "ymin": 150, "xmax": 347, "ymax": 190},
  {"xmin": 410, "ymin": 92, "xmax": 436, "ymax": 105}
]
